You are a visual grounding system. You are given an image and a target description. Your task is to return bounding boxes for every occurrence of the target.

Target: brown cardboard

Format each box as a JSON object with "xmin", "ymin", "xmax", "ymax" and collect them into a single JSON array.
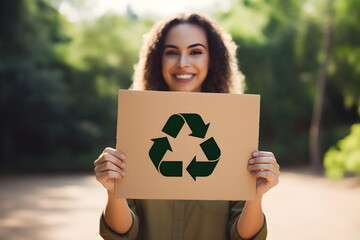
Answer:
[{"xmin": 115, "ymin": 90, "xmax": 260, "ymax": 200}]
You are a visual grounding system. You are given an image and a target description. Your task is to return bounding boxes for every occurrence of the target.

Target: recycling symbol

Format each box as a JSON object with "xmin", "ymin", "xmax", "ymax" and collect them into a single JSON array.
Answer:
[{"xmin": 148, "ymin": 113, "xmax": 221, "ymax": 181}]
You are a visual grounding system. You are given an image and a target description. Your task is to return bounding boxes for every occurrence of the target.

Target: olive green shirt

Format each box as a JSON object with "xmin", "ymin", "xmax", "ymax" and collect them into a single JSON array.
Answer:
[{"xmin": 100, "ymin": 199, "xmax": 267, "ymax": 240}]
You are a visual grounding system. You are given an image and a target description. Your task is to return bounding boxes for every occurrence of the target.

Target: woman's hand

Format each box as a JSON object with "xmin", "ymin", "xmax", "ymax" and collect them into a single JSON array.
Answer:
[
  {"xmin": 248, "ymin": 151, "xmax": 280, "ymax": 197},
  {"xmin": 94, "ymin": 147, "xmax": 127, "ymax": 192}
]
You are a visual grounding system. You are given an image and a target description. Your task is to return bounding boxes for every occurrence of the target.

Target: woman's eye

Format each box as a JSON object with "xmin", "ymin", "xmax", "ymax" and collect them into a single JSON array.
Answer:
[
  {"xmin": 190, "ymin": 50, "xmax": 202, "ymax": 55},
  {"xmin": 165, "ymin": 50, "xmax": 178, "ymax": 55}
]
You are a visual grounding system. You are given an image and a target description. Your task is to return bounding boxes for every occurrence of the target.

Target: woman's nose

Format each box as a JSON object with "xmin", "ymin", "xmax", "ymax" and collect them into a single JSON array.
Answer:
[{"xmin": 178, "ymin": 54, "xmax": 190, "ymax": 67}]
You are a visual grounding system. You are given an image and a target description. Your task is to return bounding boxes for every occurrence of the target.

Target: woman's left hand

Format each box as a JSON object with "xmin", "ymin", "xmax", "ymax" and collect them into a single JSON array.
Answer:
[{"xmin": 248, "ymin": 151, "xmax": 280, "ymax": 197}]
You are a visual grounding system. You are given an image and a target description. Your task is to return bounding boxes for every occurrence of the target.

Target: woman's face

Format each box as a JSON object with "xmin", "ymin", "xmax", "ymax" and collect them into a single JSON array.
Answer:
[{"xmin": 162, "ymin": 23, "xmax": 209, "ymax": 92}]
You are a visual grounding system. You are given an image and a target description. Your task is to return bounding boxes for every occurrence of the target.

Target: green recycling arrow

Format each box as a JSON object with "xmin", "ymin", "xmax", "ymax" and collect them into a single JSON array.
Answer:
[
  {"xmin": 181, "ymin": 113, "xmax": 210, "ymax": 139},
  {"xmin": 186, "ymin": 156, "xmax": 219, "ymax": 181},
  {"xmin": 162, "ymin": 114, "xmax": 185, "ymax": 138},
  {"xmin": 149, "ymin": 137, "xmax": 172, "ymax": 169},
  {"xmin": 149, "ymin": 137, "xmax": 182, "ymax": 177},
  {"xmin": 149, "ymin": 113, "xmax": 221, "ymax": 180},
  {"xmin": 162, "ymin": 113, "xmax": 209, "ymax": 139},
  {"xmin": 186, "ymin": 137, "xmax": 221, "ymax": 180},
  {"xmin": 200, "ymin": 137, "xmax": 221, "ymax": 160},
  {"xmin": 159, "ymin": 161, "xmax": 182, "ymax": 177}
]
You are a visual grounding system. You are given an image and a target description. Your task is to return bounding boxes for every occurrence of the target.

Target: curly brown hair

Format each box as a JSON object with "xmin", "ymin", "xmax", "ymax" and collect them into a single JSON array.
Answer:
[{"xmin": 132, "ymin": 13, "xmax": 243, "ymax": 93}]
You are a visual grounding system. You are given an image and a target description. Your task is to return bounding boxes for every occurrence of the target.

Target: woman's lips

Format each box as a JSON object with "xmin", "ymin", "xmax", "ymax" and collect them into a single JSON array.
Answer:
[{"xmin": 173, "ymin": 73, "xmax": 195, "ymax": 82}]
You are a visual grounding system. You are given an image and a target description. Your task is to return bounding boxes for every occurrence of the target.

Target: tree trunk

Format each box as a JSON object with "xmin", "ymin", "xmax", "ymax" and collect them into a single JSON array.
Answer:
[{"xmin": 310, "ymin": 12, "xmax": 333, "ymax": 173}]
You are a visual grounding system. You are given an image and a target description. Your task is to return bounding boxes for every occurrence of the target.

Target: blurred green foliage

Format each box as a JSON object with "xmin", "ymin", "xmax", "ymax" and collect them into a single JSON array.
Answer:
[
  {"xmin": 218, "ymin": 0, "xmax": 359, "ymax": 167},
  {"xmin": 0, "ymin": 0, "xmax": 153, "ymax": 172},
  {"xmin": 324, "ymin": 123, "xmax": 360, "ymax": 179},
  {"xmin": 0, "ymin": 0, "xmax": 359, "ymax": 173}
]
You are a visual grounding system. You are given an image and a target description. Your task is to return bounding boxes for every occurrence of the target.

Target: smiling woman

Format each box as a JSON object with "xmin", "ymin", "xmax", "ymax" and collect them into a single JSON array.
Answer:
[
  {"xmin": 162, "ymin": 24, "xmax": 210, "ymax": 92},
  {"xmin": 132, "ymin": 13, "xmax": 242, "ymax": 93},
  {"xmin": 93, "ymin": 12, "xmax": 280, "ymax": 240}
]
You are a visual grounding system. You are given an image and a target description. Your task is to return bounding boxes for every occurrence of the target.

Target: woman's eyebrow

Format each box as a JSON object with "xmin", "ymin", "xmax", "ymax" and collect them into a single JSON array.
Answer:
[
  {"xmin": 164, "ymin": 43, "xmax": 207, "ymax": 50},
  {"xmin": 164, "ymin": 44, "xmax": 178, "ymax": 49},
  {"xmin": 188, "ymin": 43, "xmax": 207, "ymax": 50}
]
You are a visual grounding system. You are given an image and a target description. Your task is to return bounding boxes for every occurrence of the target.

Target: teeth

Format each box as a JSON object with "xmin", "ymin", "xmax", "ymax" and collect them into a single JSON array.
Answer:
[{"xmin": 175, "ymin": 74, "xmax": 193, "ymax": 79}]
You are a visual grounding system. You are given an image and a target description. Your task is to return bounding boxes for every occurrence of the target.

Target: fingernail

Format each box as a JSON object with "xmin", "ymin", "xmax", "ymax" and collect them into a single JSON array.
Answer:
[
  {"xmin": 253, "ymin": 152, "xmax": 259, "ymax": 157},
  {"xmin": 121, "ymin": 171, "xmax": 126, "ymax": 177}
]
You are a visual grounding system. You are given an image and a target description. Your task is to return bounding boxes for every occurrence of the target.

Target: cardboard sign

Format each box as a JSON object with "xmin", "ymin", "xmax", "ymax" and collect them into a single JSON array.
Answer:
[{"xmin": 115, "ymin": 90, "xmax": 260, "ymax": 200}]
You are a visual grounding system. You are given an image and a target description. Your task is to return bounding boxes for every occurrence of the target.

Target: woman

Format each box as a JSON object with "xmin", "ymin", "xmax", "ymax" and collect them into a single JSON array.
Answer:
[{"xmin": 94, "ymin": 13, "xmax": 280, "ymax": 240}]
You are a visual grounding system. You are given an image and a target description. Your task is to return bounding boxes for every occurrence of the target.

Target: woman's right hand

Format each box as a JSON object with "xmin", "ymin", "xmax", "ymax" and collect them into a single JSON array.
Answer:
[{"xmin": 94, "ymin": 147, "xmax": 127, "ymax": 192}]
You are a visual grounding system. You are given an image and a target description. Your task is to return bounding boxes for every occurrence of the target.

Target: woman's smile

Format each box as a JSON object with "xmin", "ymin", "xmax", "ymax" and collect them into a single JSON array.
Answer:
[{"xmin": 173, "ymin": 73, "xmax": 195, "ymax": 82}]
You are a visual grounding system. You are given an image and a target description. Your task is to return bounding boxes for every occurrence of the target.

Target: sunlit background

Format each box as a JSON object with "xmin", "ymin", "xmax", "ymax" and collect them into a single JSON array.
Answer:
[
  {"xmin": 58, "ymin": 0, "xmax": 230, "ymax": 21},
  {"xmin": 1, "ymin": 0, "xmax": 359, "ymax": 239}
]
